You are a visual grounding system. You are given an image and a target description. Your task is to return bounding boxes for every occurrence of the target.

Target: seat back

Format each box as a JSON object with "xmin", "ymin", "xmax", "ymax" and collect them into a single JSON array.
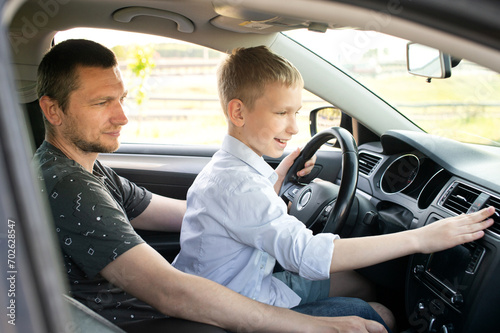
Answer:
[
  {"xmin": 24, "ymin": 100, "xmax": 45, "ymax": 151},
  {"xmin": 63, "ymin": 295, "xmax": 126, "ymax": 333}
]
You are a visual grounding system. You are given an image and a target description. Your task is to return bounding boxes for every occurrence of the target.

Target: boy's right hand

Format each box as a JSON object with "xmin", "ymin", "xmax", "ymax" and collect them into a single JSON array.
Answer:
[
  {"xmin": 274, "ymin": 147, "xmax": 317, "ymax": 194},
  {"xmin": 276, "ymin": 147, "xmax": 317, "ymax": 177}
]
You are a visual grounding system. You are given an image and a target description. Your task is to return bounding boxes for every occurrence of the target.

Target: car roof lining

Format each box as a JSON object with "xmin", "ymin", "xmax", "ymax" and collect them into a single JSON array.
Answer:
[{"xmin": 10, "ymin": 0, "xmax": 500, "ymax": 74}]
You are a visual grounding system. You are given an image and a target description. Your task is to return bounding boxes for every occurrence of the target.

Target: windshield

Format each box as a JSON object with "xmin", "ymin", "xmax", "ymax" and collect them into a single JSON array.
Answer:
[{"xmin": 284, "ymin": 29, "xmax": 500, "ymax": 147}]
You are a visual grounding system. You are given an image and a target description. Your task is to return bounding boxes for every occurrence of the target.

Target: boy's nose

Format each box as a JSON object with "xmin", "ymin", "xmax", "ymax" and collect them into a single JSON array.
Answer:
[{"xmin": 287, "ymin": 116, "xmax": 299, "ymax": 135}]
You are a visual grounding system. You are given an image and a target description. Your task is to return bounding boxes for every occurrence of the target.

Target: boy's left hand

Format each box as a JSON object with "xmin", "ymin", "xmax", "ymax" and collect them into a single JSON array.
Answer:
[
  {"xmin": 416, "ymin": 206, "xmax": 495, "ymax": 254},
  {"xmin": 274, "ymin": 148, "xmax": 317, "ymax": 194}
]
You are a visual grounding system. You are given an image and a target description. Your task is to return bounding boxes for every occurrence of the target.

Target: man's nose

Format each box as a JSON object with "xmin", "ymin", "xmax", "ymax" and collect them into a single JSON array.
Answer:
[{"xmin": 112, "ymin": 101, "xmax": 129, "ymax": 126}]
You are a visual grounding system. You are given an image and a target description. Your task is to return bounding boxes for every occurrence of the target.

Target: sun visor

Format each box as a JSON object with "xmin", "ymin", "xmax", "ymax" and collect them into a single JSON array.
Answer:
[{"xmin": 211, "ymin": 2, "xmax": 330, "ymax": 34}]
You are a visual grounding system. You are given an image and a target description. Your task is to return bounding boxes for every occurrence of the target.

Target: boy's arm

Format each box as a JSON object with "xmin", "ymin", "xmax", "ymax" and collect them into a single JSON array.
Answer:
[
  {"xmin": 329, "ymin": 207, "xmax": 495, "ymax": 273},
  {"xmin": 101, "ymin": 243, "xmax": 386, "ymax": 333}
]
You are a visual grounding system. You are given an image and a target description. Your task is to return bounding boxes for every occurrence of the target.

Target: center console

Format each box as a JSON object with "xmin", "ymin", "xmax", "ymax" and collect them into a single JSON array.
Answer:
[{"xmin": 406, "ymin": 231, "xmax": 500, "ymax": 333}]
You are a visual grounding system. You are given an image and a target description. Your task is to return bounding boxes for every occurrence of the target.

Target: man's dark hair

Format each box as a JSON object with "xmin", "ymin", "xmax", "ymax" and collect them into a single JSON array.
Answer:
[{"xmin": 37, "ymin": 39, "xmax": 118, "ymax": 112}]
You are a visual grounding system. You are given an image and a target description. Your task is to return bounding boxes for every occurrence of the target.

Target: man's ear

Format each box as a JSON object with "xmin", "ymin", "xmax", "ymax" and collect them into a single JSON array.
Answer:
[
  {"xmin": 39, "ymin": 96, "xmax": 63, "ymax": 126},
  {"xmin": 227, "ymin": 99, "xmax": 246, "ymax": 127}
]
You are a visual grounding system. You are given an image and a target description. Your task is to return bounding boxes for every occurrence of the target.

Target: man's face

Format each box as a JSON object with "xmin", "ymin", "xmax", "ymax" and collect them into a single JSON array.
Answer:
[
  {"xmin": 240, "ymin": 82, "xmax": 301, "ymax": 158},
  {"xmin": 62, "ymin": 66, "xmax": 128, "ymax": 154}
]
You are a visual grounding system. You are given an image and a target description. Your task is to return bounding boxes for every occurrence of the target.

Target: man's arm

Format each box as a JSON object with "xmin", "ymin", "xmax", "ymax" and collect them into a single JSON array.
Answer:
[
  {"xmin": 330, "ymin": 207, "xmax": 495, "ymax": 273},
  {"xmin": 101, "ymin": 243, "xmax": 386, "ymax": 333},
  {"xmin": 130, "ymin": 194, "xmax": 186, "ymax": 232}
]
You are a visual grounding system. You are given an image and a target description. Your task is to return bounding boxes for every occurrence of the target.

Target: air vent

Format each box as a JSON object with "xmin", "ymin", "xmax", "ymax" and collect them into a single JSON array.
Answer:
[
  {"xmin": 441, "ymin": 182, "xmax": 481, "ymax": 215},
  {"xmin": 359, "ymin": 153, "xmax": 381, "ymax": 176},
  {"xmin": 485, "ymin": 196, "xmax": 500, "ymax": 235}
]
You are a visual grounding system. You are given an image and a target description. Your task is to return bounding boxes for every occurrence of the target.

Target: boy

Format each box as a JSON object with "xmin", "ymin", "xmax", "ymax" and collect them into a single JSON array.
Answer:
[{"xmin": 173, "ymin": 46, "xmax": 494, "ymax": 327}]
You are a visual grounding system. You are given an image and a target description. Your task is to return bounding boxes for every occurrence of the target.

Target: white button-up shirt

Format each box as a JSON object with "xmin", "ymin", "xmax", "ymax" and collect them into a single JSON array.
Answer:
[{"xmin": 173, "ymin": 135, "xmax": 337, "ymax": 308}]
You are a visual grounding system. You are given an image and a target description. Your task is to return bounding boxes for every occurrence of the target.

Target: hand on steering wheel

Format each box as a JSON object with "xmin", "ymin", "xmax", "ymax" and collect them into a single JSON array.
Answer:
[{"xmin": 279, "ymin": 127, "xmax": 359, "ymax": 234}]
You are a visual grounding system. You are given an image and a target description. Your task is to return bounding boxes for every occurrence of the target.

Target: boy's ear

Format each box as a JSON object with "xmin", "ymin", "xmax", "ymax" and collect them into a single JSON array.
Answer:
[
  {"xmin": 39, "ymin": 96, "xmax": 63, "ymax": 126},
  {"xmin": 227, "ymin": 99, "xmax": 245, "ymax": 127}
]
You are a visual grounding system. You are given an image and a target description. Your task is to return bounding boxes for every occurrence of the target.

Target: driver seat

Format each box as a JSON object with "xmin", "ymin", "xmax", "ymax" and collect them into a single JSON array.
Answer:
[{"xmin": 64, "ymin": 294, "xmax": 226, "ymax": 333}]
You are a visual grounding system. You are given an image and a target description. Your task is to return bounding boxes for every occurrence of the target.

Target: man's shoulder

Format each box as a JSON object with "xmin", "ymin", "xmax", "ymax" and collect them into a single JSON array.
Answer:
[
  {"xmin": 33, "ymin": 142, "xmax": 95, "ymax": 192},
  {"xmin": 34, "ymin": 141, "xmax": 75, "ymax": 167}
]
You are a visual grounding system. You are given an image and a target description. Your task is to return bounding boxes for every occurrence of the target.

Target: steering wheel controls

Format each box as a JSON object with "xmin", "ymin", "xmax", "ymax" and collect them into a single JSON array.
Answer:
[{"xmin": 297, "ymin": 190, "xmax": 312, "ymax": 211}]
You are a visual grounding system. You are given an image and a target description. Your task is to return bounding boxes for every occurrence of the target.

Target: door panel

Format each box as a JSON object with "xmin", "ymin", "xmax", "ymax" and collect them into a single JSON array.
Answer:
[{"xmin": 98, "ymin": 152, "xmax": 211, "ymax": 199}]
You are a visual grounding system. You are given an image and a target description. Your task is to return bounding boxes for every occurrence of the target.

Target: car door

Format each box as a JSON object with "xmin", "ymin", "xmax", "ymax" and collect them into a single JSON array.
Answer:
[{"xmin": 0, "ymin": 4, "xmax": 74, "ymax": 331}]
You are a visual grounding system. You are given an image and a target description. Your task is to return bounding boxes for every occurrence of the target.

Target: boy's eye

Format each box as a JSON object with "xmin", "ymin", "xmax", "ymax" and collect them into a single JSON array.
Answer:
[{"xmin": 277, "ymin": 111, "xmax": 299, "ymax": 116}]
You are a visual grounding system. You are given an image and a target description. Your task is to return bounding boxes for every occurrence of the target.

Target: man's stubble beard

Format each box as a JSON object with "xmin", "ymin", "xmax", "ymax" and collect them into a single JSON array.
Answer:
[
  {"xmin": 64, "ymin": 121, "xmax": 119, "ymax": 154},
  {"xmin": 71, "ymin": 137, "xmax": 118, "ymax": 154}
]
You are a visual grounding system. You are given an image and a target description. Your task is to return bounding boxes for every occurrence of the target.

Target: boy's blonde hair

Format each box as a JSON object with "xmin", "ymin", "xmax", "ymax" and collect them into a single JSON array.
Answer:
[{"xmin": 217, "ymin": 46, "xmax": 304, "ymax": 117}]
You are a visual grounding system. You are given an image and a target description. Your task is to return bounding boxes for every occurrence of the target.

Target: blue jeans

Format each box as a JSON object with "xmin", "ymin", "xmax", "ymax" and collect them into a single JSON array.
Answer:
[
  {"xmin": 273, "ymin": 271, "xmax": 330, "ymax": 305},
  {"xmin": 291, "ymin": 297, "xmax": 392, "ymax": 333}
]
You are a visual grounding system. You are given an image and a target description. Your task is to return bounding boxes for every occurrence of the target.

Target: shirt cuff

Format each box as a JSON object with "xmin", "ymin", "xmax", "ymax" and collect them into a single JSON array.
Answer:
[{"xmin": 298, "ymin": 233, "xmax": 339, "ymax": 280}]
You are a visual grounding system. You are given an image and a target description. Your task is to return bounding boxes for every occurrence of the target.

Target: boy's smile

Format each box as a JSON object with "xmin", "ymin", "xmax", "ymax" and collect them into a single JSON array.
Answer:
[{"xmin": 233, "ymin": 82, "xmax": 302, "ymax": 158}]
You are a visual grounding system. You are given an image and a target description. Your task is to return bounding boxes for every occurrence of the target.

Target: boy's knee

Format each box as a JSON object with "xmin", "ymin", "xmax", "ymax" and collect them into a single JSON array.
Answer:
[{"xmin": 368, "ymin": 301, "xmax": 396, "ymax": 332}]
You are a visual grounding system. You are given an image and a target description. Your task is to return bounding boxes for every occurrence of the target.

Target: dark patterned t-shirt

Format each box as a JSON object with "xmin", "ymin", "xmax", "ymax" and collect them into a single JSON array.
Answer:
[{"xmin": 33, "ymin": 141, "xmax": 166, "ymax": 324}]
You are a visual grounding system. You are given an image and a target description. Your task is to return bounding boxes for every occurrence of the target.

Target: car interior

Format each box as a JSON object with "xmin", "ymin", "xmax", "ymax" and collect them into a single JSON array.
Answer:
[{"xmin": 3, "ymin": 0, "xmax": 500, "ymax": 332}]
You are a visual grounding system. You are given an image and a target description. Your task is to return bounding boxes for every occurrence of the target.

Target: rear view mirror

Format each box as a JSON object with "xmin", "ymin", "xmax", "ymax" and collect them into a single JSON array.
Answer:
[{"xmin": 407, "ymin": 42, "xmax": 452, "ymax": 79}]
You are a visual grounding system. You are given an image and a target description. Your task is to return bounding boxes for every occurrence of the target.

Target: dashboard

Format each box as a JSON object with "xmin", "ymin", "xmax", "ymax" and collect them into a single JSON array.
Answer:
[{"xmin": 356, "ymin": 130, "xmax": 500, "ymax": 333}]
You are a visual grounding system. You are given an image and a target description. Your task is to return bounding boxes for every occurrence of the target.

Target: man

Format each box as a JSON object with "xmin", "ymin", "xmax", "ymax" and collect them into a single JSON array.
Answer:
[{"xmin": 33, "ymin": 39, "xmax": 387, "ymax": 332}]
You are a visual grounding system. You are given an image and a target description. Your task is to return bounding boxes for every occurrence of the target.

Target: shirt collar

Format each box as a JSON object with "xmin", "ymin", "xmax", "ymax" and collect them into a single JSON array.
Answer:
[
  {"xmin": 222, "ymin": 135, "xmax": 278, "ymax": 184},
  {"xmin": 39, "ymin": 141, "xmax": 105, "ymax": 178}
]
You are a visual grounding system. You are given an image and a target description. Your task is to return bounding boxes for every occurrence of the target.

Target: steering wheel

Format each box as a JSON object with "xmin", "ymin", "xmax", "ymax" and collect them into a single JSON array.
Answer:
[{"xmin": 280, "ymin": 127, "xmax": 359, "ymax": 234}]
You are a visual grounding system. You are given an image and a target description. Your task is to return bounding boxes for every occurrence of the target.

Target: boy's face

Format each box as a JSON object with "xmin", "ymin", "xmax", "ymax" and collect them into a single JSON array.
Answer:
[{"xmin": 239, "ymin": 82, "xmax": 301, "ymax": 158}]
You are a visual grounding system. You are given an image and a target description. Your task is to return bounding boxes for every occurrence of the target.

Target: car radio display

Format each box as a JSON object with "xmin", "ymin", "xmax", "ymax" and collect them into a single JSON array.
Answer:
[{"xmin": 427, "ymin": 244, "xmax": 472, "ymax": 290}]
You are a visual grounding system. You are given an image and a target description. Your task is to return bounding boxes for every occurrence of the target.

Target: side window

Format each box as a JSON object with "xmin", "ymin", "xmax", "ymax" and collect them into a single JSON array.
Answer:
[{"xmin": 55, "ymin": 28, "xmax": 331, "ymax": 147}]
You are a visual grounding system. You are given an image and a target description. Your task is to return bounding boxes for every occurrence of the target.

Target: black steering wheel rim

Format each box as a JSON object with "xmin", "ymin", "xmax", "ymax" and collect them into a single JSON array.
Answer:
[{"xmin": 280, "ymin": 127, "xmax": 359, "ymax": 234}]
